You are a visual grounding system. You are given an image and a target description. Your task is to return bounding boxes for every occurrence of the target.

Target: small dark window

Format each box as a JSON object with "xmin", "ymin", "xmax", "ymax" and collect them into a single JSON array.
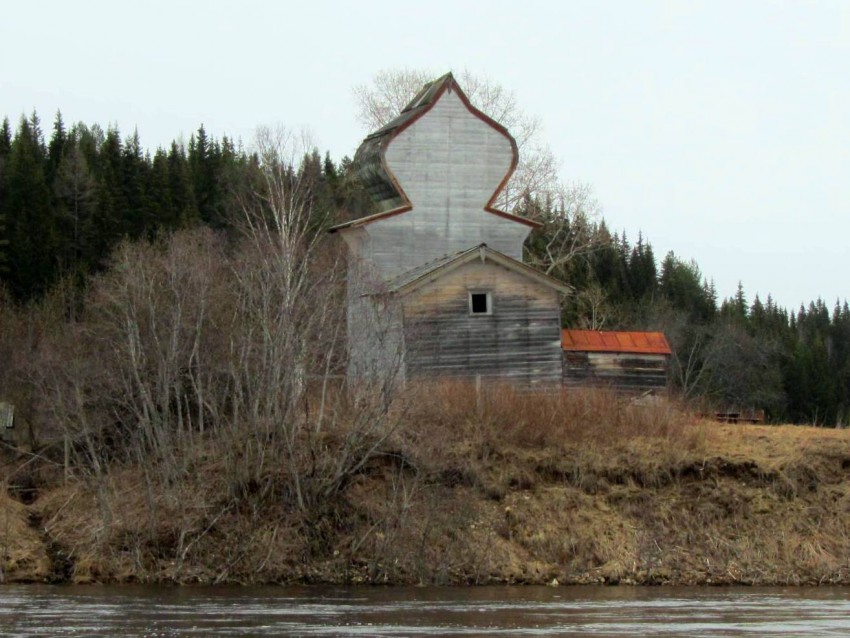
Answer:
[{"xmin": 470, "ymin": 292, "xmax": 491, "ymax": 315}]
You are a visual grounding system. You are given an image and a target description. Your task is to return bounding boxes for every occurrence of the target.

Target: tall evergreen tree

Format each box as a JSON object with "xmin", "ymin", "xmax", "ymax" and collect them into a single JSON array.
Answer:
[
  {"xmin": 121, "ymin": 129, "xmax": 149, "ymax": 238},
  {"xmin": 659, "ymin": 251, "xmax": 714, "ymax": 322},
  {"xmin": 0, "ymin": 118, "xmax": 10, "ymax": 156},
  {"xmin": 167, "ymin": 141, "xmax": 198, "ymax": 225},
  {"xmin": 93, "ymin": 126, "xmax": 127, "ymax": 255},
  {"xmin": 47, "ymin": 111, "xmax": 67, "ymax": 186},
  {"xmin": 148, "ymin": 148, "xmax": 176, "ymax": 231},
  {"xmin": 5, "ymin": 113, "xmax": 57, "ymax": 299},
  {"xmin": 627, "ymin": 233, "xmax": 657, "ymax": 301},
  {"xmin": 54, "ymin": 140, "xmax": 96, "ymax": 274},
  {"xmin": 189, "ymin": 125, "xmax": 223, "ymax": 227},
  {"xmin": 0, "ymin": 117, "xmax": 11, "ymax": 276}
]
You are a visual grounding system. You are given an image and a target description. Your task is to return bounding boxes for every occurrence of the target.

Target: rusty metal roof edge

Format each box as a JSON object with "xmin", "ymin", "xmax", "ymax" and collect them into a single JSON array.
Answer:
[{"xmin": 561, "ymin": 329, "xmax": 672, "ymax": 355}]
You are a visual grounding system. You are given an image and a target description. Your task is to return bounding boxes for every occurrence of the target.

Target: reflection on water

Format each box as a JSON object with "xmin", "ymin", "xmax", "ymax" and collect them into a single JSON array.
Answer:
[{"xmin": 1, "ymin": 584, "xmax": 849, "ymax": 637}]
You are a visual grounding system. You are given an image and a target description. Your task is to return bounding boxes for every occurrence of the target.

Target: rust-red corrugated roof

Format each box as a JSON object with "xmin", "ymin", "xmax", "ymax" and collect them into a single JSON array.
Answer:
[{"xmin": 561, "ymin": 329, "xmax": 672, "ymax": 355}]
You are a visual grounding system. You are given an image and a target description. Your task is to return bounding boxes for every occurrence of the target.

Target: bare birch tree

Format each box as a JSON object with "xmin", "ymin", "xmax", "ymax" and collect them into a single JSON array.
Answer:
[
  {"xmin": 209, "ymin": 124, "xmax": 404, "ymax": 513},
  {"xmin": 26, "ymin": 126, "xmax": 407, "ymax": 572},
  {"xmin": 574, "ymin": 283, "xmax": 613, "ymax": 330},
  {"xmin": 523, "ymin": 182, "xmax": 603, "ymax": 278}
]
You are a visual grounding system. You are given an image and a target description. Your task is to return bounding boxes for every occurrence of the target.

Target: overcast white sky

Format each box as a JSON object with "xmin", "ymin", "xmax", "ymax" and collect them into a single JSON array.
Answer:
[{"xmin": 3, "ymin": 0, "xmax": 848, "ymax": 312}]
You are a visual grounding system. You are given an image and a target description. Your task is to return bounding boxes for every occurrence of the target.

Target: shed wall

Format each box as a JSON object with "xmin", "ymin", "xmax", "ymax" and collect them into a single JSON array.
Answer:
[
  {"xmin": 402, "ymin": 260, "xmax": 563, "ymax": 384},
  {"xmin": 562, "ymin": 352, "xmax": 669, "ymax": 392}
]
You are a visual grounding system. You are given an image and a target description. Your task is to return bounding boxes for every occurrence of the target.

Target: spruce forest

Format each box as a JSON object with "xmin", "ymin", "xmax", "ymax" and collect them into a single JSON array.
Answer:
[{"xmin": 1, "ymin": 111, "xmax": 848, "ymax": 426}]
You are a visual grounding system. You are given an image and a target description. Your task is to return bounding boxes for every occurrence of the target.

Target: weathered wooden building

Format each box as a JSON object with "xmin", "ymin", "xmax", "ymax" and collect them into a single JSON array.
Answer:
[
  {"xmin": 333, "ymin": 72, "xmax": 670, "ymax": 390},
  {"xmin": 561, "ymin": 329, "xmax": 672, "ymax": 392},
  {"xmin": 331, "ymin": 73, "xmax": 569, "ymax": 385}
]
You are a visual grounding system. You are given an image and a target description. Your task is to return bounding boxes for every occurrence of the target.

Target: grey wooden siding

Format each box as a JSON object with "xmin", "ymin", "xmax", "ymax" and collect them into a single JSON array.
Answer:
[
  {"xmin": 343, "ymin": 237, "xmax": 405, "ymax": 383},
  {"xmin": 562, "ymin": 352, "xmax": 669, "ymax": 392},
  {"xmin": 360, "ymin": 90, "xmax": 530, "ymax": 280},
  {"xmin": 402, "ymin": 261, "xmax": 562, "ymax": 384}
]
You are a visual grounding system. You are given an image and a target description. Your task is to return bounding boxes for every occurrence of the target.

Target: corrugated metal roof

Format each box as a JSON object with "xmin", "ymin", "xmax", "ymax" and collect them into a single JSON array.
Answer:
[{"xmin": 561, "ymin": 329, "xmax": 672, "ymax": 355}]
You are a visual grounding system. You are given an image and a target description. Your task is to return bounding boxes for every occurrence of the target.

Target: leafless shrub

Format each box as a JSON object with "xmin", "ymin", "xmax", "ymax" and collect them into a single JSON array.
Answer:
[{"xmin": 19, "ymin": 127, "xmax": 405, "ymax": 574}]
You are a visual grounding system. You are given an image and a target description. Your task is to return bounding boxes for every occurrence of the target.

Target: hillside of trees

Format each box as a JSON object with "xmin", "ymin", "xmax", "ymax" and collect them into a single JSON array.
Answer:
[{"xmin": 1, "ymin": 111, "xmax": 849, "ymax": 426}]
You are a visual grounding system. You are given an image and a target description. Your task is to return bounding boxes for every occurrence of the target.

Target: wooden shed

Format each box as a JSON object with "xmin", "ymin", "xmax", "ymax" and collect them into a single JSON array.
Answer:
[
  {"xmin": 332, "ymin": 73, "xmax": 569, "ymax": 385},
  {"xmin": 561, "ymin": 329, "xmax": 672, "ymax": 392},
  {"xmin": 391, "ymin": 244, "xmax": 568, "ymax": 384}
]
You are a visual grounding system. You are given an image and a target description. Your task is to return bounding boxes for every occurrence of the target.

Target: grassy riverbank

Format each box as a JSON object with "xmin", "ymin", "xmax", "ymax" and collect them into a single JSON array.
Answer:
[{"xmin": 3, "ymin": 386, "xmax": 850, "ymax": 586}]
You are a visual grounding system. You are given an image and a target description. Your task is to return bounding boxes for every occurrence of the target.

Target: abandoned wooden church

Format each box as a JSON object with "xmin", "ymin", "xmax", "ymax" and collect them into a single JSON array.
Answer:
[{"xmin": 331, "ymin": 73, "xmax": 670, "ymax": 391}]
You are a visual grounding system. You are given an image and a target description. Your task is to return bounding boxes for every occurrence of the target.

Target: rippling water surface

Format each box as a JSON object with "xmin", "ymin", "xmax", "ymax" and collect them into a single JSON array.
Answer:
[{"xmin": 1, "ymin": 585, "xmax": 849, "ymax": 636}]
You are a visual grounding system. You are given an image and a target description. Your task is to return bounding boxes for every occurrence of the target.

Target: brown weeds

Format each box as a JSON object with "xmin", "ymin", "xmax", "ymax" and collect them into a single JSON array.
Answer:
[
  {"xmin": 7, "ymin": 374, "xmax": 850, "ymax": 586},
  {"xmin": 399, "ymin": 380, "xmax": 704, "ymax": 470}
]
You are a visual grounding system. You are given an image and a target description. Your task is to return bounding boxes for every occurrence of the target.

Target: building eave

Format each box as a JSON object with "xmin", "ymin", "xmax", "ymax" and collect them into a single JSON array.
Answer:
[{"xmin": 382, "ymin": 243, "xmax": 572, "ymax": 297}]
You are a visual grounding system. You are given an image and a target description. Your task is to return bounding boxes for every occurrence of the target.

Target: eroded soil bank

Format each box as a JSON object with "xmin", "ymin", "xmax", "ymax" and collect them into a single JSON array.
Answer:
[{"xmin": 3, "ymin": 422, "xmax": 850, "ymax": 586}]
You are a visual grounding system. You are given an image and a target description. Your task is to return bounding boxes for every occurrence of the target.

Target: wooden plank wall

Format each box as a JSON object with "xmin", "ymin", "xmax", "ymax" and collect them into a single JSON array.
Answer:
[
  {"xmin": 403, "ymin": 260, "xmax": 563, "ymax": 384},
  {"xmin": 362, "ymin": 90, "xmax": 531, "ymax": 280},
  {"xmin": 343, "ymin": 240, "xmax": 406, "ymax": 383},
  {"xmin": 562, "ymin": 352, "xmax": 669, "ymax": 392}
]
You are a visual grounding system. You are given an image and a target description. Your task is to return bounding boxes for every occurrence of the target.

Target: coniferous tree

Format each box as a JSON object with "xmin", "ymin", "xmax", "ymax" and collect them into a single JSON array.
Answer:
[
  {"xmin": 54, "ymin": 138, "xmax": 96, "ymax": 274},
  {"xmin": 659, "ymin": 251, "xmax": 714, "ymax": 322},
  {"xmin": 0, "ymin": 117, "xmax": 11, "ymax": 276},
  {"xmin": 5, "ymin": 113, "xmax": 57, "ymax": 299},
  {"xmin": 121, "ymin": 129, "xmax": 148, "ymax": 238},
  {"xmin": 47, "ymin": 111, "xmax": 67, "ymax": 187},
  {"xmin": 148, "ymin": 148, "xmax": 176, "ymax": 231},
  {"xmin": 719, "ymin": 282, "xmax": 749, "ymax": 323},
  {"xmin": 189, "ymin": 125, "xmax": 224, "ymax": 227},
  {"xmin": 323, "ymin": 151, "xmax": 338, "ymax": 191},
  {"xmin": 0, "ymin": 118, "xmax": 10, "ymax": 156},
  {"xmin": 94, "ymin": 126, "xmax": 127, "ymax": 254},
  {"xmin": 164, "ymin": 142, "xmax": 195, "ymax": 225},
  {"xmin": 626, "ymin": 233, "xmax": 657, "ymax": 303}
]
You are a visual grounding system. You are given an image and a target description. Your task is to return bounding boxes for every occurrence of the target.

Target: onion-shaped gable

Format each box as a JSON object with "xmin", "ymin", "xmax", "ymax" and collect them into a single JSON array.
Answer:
[{"xmin": 331, "ymin": 73, "xmax": 539, "ymax": 232}]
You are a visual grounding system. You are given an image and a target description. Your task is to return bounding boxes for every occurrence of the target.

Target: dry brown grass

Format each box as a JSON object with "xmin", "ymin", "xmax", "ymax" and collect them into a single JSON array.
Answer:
[
  {"xmin": 401, "ymin": 381, "xmax": 700, "ymax": 449},
  {"xmin": 394, "ymin": 381, "xmax": 707, "ymax": 496},
  {"xmin": 0, "ymin": 489, "xmax": 50, "ymax": 582},
  {"xmin": 6, "ymin": 381, "xmax": 850, "ymax": 586}
]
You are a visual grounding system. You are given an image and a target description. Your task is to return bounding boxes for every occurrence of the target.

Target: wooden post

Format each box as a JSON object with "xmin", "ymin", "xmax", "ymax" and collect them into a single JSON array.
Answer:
[{"xmin": 64, "ymin": 434, "xmax": 70, "ymax": 486}]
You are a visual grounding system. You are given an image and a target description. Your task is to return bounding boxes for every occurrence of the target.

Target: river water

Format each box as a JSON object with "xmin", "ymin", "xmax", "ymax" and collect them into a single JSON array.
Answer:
[{"xmin": 1, "ymin": 585, "xmax": 849, "ymax": 636}]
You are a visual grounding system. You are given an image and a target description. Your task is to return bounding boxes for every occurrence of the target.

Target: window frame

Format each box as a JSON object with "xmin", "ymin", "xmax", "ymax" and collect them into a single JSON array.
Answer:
[{"xmin": 468, "ymin": 291, "xmax": 493, "ymax": 316}]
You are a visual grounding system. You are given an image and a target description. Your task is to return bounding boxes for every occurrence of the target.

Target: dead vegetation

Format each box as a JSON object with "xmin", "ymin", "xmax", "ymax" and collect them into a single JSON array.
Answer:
[{"xmin": 4, "ymin": 381, "xmax": 850, "ymax": 585}]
